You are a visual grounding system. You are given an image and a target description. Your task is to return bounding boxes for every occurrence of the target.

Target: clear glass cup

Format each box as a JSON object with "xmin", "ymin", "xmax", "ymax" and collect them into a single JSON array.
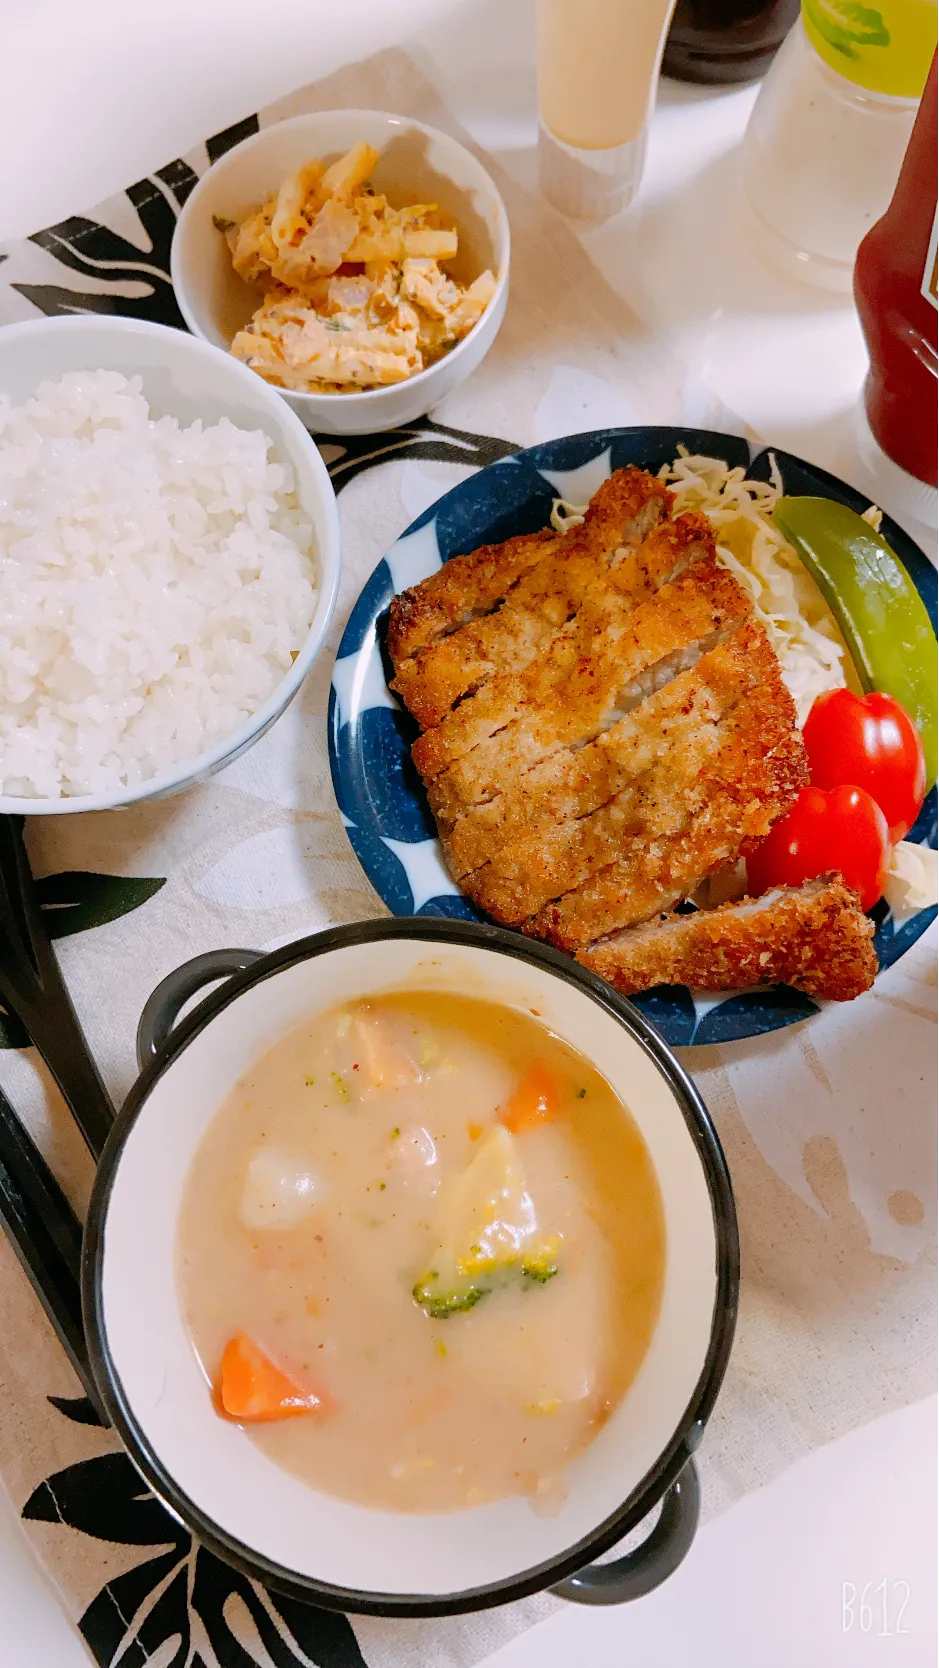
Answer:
[{"xmin": 741, "ymin": 18, "xmax": 922, "ymax": 291}]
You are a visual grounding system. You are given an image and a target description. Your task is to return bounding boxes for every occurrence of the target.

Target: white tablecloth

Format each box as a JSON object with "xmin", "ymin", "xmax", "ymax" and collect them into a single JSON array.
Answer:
[{"xmin": 1, "ymin": 4, "xmax": 935, "ymax": 1665}]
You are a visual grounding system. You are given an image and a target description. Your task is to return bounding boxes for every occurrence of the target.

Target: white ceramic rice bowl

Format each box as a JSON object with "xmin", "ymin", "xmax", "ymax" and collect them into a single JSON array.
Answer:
[{"xmin": 0, "ymin": 314, "xmax": 341, "ymax": 816}]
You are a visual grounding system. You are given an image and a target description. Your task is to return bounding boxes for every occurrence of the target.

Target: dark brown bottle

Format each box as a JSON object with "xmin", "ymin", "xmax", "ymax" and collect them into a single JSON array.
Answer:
[{"xmin": 662, "ymin": 0, "xmax": 800, "ymax": 85}]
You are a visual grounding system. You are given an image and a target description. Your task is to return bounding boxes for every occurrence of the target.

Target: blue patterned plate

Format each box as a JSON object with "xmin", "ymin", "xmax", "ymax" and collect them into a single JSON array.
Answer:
[{"xmin": 328, "ymin": 427, "xmax": 937, "ymax": 1046}]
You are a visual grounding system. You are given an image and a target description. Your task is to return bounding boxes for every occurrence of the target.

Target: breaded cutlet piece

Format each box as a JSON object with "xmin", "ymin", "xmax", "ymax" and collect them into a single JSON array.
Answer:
[
  {"xmin": 581, "ymin": 466, "xmax": 672, "ymax": 552},
  {"xmin": 528, "ymin": 677, "xmax": 808, "ymax": 951},
  {"xmin": 380, "ymin": 463, "xmax": 854, "ymax": 1001},
  {"xmin": 387, "ymin": 528, "xmax": 560, "ymax": 665},
  {"xmin": 468, "ymin": 673, "xmax": 805, "ymax": 926},
  {"xmin": 390, "ymin": 471, "xmax": 675, "ymax": 727},
  {"xmin": 579, "ymin": 875, "xmax": 877, "ymax": 1001},
  {"xmin": 388, "ymin": 466, "xmax": 670, "ymax": 665},
  {"xmin": 442, "ymin": 620, "xmax": 775, "ymax": 872},
  {"xmin": 414, "ymin": 549, "xmax": 751, "ymax": 792}
]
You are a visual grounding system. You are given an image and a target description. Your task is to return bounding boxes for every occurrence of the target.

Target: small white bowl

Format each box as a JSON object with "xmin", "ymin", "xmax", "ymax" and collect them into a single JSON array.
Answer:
[
  {"xmin": 0, "ymin": 314, "xmax": 341, "ymax": 816},
  {"xmin": 170, "ymin": 110, "xmax": 511, "ymax": 436}
]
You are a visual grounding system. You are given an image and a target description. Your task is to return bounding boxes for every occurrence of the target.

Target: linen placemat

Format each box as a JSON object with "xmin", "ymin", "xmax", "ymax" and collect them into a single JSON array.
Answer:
[{"xmin": 1, "ymin": 44, "xmax": 936, "ymax": 1668}]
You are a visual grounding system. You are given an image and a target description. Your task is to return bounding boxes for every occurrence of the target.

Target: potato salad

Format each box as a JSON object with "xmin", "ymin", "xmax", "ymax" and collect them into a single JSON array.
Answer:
[{"xmin": 219, "ymin": 141, "xmax": 497, "ymax": 393}]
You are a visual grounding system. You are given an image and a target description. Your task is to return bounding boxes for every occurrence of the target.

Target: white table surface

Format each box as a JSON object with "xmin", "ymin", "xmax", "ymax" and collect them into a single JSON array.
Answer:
[{"xmin": 1, "ymin": 2, "xmax": 936, "ymax": 1663}]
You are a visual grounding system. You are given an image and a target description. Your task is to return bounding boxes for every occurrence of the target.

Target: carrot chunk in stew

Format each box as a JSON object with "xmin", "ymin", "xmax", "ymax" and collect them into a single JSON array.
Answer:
[
  {"xmin": 500, "ymin": 1065, "xmax": 561, "ymax": 1134},
  {"xmin": 218, "ymin": 1334, "xmax": 329, "ymax": 1423}
]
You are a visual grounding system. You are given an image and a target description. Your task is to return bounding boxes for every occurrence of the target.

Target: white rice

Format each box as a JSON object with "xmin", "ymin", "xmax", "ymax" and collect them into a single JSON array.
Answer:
[{"xmin": 0, "ymin": 370, "xmax": 318, "ymax": 799}]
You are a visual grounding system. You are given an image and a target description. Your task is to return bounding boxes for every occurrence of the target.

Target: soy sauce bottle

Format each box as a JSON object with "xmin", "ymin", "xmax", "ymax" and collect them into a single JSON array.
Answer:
[{"xmin": 663, "ymin": 0, "xmax": 800, "ymax": 84}]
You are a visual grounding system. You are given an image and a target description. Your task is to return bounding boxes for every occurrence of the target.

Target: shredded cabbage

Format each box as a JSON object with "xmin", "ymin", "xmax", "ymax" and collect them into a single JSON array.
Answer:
[
  {"xmin": 551, "ymin": 450, "xmax": 863, "ymax": 725},
  {"xmin": 660, "ymin": 451, "xmax": 860, "ymax": 723},
  {"xmin": 884, "ymin": 840, "xmax": 939, "ymax": 923},
  {"xmin": 549, "ymin": 498, "xmax": 586, "ymax": 533}
]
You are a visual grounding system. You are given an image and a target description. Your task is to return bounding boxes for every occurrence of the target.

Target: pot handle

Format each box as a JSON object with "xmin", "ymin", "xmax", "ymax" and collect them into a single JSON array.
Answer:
[
  {"xmin": 551, "ymin": 1455, "xmax": 700, "ymax": 1606},
  {"xmin": 136, "ymin": 949, "xmax": 264, "ymax": 1071}
]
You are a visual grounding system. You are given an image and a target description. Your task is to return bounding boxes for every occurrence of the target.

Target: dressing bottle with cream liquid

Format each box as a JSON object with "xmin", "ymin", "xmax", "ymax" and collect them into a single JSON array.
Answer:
[{"xmin": 538, "ymin": 0, "xmax": 678, "ymax": 218}]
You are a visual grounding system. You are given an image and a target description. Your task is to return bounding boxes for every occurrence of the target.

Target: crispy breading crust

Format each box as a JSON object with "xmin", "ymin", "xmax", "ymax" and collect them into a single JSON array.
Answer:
[
  {"xmin": 386, "ymin": 529, "xmax": 559, "ymax": 665},
  {"xmin": 387, "ymin": 467, "xmax": 672, "ymax": 672},
  {"xmin": 578, "ymin": 464, "xmax": 673, "ymax": 552},
  {"xmin": 578, "ymin": 876, "xmax": 877, "ymax": 1001},
  {"xmin": 442, "ymin": 620, "xmax": 776, "ymax": 872},
  {"xmin": 390, "ymin": 472, "xmax": 678, "ymax": 728},
  {"xmin": 413, "ymin": 550, "xmax": 750, "ymax": 787},
  {"xmin": 527, "ymin": 676, "xmax": 807, "ymax": 950},
  {"xmin": 458, "ymin": 658, "xmax": 791, "ymax": 923}
]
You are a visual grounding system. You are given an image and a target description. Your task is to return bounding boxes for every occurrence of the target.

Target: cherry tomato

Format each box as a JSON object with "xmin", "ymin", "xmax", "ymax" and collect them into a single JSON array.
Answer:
[
  {"xmin": 746, "ymin": 785, "xmax": 891, "ymax": 912},
  {"xmin": 802, "ymin": 689, "xmax": 926, "ymax": 844}
]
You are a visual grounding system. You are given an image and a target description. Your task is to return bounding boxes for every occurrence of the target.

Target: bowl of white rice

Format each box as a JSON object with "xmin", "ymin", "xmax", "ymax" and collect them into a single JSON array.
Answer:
[{"xmin": 0, "ymin": 315, "xmax": 341, "ymax": 814}]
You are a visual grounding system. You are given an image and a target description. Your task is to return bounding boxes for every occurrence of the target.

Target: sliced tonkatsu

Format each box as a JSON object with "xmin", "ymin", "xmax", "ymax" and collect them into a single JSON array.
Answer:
[
  {"xmin": 412, "ymin": 549, "xmax": 749, "ymax": 792},
  {"xmin": 524, "ymin": 676, "xmax": 807, "ymax": 949},
  {"xmin": 441, "ymin": 620, "xmax": 777, "ymax": 874},
  {"xmin": 387, "ymin": 526, "xmax": 561, "ymax": 664},
  {"xmin": 388, "ymin": 467, "xmax": 670, "ymax": 725},
  {"xmin": 579, "ymin": 876, "xmax": 877, "ymax": 1002},
  {"xmin": 383, "ymin": 464, "xmax": 877, "ymax": 1003}
]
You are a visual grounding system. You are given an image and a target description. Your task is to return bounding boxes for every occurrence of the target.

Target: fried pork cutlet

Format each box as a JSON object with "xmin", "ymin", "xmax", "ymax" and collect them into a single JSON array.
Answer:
[
  {"xmin": 442, "ymin": 619, "xmax": 776, "ymax": 873},
  {"xmin": 528, "ymin": 673, "xmax": 807, "ymax": 952},
  {"xmin": 386, "ymin": 528, "xmax": 559, "ymax": 664},
  {"xmin": 459, "ymin": 660, "xmax": 784, "ymax": 922},
  {"xmin": 387, "ymin": 467, "xmax": 669, "ymax": 662},
  {"xmin": 382, "ymin": 463, "xmax": 873, "ymax": 1003},
  {"xmin": 413, "ymin": 547, "xmax": 749, "ymax": 791},
  {"xmin": 579, "ymin": 876, "xmax": 877, "ymax": 1001},
  {"xmin": 390, "ymin": 469, "xmax": 674, "ymax": 727}
]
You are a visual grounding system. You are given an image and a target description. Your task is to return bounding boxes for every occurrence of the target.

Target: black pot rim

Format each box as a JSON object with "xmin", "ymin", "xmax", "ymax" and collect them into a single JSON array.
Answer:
[{"xmin": 82, "ymin": 916, "xmax": 739, "ymax": 1618}]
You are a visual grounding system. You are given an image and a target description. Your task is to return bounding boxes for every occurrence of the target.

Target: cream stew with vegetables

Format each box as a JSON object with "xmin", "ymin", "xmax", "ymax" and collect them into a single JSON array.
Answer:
[{"xmin": 177, "ymin": 992, "xmax": 665, "ymax": 1513}]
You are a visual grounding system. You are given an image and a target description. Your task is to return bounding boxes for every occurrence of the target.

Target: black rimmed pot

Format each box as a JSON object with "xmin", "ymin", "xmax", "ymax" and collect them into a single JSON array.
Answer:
[{"xmin": 81, "ymin": 919, "xmax": 738, "ymax": 1617}]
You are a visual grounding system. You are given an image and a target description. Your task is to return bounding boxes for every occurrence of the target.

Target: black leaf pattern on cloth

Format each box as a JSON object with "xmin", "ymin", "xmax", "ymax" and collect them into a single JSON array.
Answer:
[
  {"xmin": 11, "ymin": 163, "xmax": 198, "ymax": 327},
  {"xmin": 207, "ymin": 114, "xmax": 261, "ymax": 164},
  {"xmin": 317, "ymin": 417, "xmax": 519, "ymax": 492},
  {"xmin": 47, "ymin": 1394, "xmax": 107, "ymax": 1427},
  {"xmin": 23, "ymin": 1427, "xmax": 368, "ymax": 1668},
  {"xmin": 35, "ymin": 871, "xmax": 166, "ymax": 941},
  {"xmin": 82, "ymin": 1547, "xmax": 189, "ymax": 1668},
  {"xmin": 1, "ymin": 873, "xmax": 165, "ymax": 1047},
  {"xmin": 23, "ymin": 1452, "xmax": 184, "ymax": 1545}
]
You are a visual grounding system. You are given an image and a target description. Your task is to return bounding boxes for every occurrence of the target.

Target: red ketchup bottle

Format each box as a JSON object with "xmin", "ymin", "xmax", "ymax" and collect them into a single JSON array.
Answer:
[{"xmin": 853, "ymin": 52, "xmax": 938, "ymax": 511}]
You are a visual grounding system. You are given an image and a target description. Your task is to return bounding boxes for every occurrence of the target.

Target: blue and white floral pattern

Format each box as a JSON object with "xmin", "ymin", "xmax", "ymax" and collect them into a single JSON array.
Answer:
[{"xmin": 329, "ymin": 426, "xmax": 937, "ymax": 1046}]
